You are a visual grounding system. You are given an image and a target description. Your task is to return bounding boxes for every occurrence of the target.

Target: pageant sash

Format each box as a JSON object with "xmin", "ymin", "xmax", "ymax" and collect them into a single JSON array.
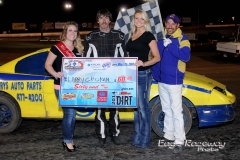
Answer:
[{"xmin": 55, "ymin": 41, "xmax": 76, "ymax": 57}]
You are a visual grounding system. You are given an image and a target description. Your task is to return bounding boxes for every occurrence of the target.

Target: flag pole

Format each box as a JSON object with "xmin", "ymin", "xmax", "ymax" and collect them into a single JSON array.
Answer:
[{"xmin": 155, "ymin": 0, "xmax": 165, "ymax": 39}]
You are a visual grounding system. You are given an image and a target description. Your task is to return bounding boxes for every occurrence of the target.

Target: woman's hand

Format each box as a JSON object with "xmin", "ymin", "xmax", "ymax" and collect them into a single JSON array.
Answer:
[
  {"xmin": 135, "ymin": 60, "xmax": 145, "ymax": 67},
  {"xmin": 55, "ymin": 72, "xmax": 64, "ymax": 79}
]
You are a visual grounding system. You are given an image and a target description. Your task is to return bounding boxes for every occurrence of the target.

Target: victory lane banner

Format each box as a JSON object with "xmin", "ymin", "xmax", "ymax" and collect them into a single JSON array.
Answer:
[{"xmin": 59, "ymin": 57, "xmax": 138, "ymax": 108}]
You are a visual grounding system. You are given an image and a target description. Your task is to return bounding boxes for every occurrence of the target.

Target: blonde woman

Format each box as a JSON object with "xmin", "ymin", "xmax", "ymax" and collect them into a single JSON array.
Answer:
[
  {"xmin": 45, "ymin": 21, "xmax": 83, "ymax": 152},
  {"xmin": 126, "ymin": 10, "xmax": 160, "ymax": 148}
]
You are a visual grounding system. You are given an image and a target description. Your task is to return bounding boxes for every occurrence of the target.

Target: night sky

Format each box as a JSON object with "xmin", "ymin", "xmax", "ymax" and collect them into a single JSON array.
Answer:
[{"xmin": 0, "ymin": 0, "xmax": 238, "ymax": 31}]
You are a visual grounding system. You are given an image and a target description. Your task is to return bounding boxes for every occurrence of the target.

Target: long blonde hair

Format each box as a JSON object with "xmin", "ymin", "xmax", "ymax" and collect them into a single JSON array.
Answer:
[
  {"xmin": 60, "ymin": 21, "xmax": 83, "ymax": 54},
  {"xmin": 128, "ymin": 10, "xmax": 152, "ymax": 40}
]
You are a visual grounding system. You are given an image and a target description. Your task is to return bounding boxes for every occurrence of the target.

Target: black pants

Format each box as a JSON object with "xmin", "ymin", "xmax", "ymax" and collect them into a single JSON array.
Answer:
[{"xmin": 95, "ymin": 108, "xmax": 120, "ymax": 138}]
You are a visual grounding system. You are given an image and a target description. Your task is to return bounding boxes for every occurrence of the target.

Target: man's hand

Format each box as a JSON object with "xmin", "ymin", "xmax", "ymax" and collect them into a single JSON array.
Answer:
[{"xmin": 163, "ymin": 38, "xmax": 172, "ymax": 47}]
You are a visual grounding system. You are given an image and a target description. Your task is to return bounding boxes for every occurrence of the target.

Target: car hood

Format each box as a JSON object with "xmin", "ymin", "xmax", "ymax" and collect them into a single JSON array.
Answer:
[
  {"xmin": 183, "ymin": 71, "xmax": 236, "ymax": 106},
  {"xmin": 184, "ymin": 71, "xmax": 226, "ymax": 91}
]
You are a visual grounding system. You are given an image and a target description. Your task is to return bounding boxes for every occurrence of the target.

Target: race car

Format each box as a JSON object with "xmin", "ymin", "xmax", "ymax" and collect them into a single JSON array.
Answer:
[{"xmin": 0, "ymin": 48, "xmax": 237, "ymax": 137}]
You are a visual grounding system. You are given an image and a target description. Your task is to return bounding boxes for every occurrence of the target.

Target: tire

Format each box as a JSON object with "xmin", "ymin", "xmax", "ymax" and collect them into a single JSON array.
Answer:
[
  {"xmin": 0, "ymin": 92, "xmax": 22, "ymax": 133},
  {"xmin": 151, "ymin": 102, "xmax": 192, "ymax": 137},
  {"xmin": 149, "ymin": 96, "xmax": 160, "ymax": 109}
]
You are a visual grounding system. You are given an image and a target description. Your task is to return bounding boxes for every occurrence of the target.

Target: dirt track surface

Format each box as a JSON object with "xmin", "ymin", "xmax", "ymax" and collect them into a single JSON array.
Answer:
[{"xmin": 0, "ymin": 40, "xmax": 240, "ymax": 160}]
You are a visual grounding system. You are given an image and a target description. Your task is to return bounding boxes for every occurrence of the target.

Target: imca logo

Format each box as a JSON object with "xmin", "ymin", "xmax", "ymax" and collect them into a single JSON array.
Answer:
[{"xmin": 64, "ymin": 60, "xmax": 84, "ymax": 69}]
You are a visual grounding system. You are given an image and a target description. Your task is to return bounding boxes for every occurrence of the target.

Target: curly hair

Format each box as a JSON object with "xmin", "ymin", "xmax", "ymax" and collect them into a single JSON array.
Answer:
[
  {"xmin": 60, "ymin": 21, "xmax": 83, "ymax": 54},
  {"xmin": 128, "ymin": 10, "xmax": 152, "ymax": 40}
]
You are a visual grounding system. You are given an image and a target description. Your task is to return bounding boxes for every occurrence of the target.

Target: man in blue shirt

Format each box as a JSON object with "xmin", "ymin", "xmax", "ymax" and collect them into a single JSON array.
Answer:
[{"xmin": 152, "ymin": 14, "xmax": 191, "ymax": 153}]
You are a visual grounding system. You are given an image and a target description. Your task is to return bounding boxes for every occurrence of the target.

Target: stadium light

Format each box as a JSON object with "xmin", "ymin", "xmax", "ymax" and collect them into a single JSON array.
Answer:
[
  {"xmin": 121, "ymin": 7, "xmax": 126, "ymax": 12},
  {"xmin": 64, "ymin": 2, "xmax": 72, "ymax": 10},
  {"xmin": 65, "ymin": 4, "xmax": 71, "ymax": 9}
]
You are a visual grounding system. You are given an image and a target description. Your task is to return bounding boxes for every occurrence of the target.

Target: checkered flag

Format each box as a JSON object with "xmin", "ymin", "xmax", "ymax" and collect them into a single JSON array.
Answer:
[{"xmin": 114, "ymin": 0, "xmax": 164, "ymax": 42}]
